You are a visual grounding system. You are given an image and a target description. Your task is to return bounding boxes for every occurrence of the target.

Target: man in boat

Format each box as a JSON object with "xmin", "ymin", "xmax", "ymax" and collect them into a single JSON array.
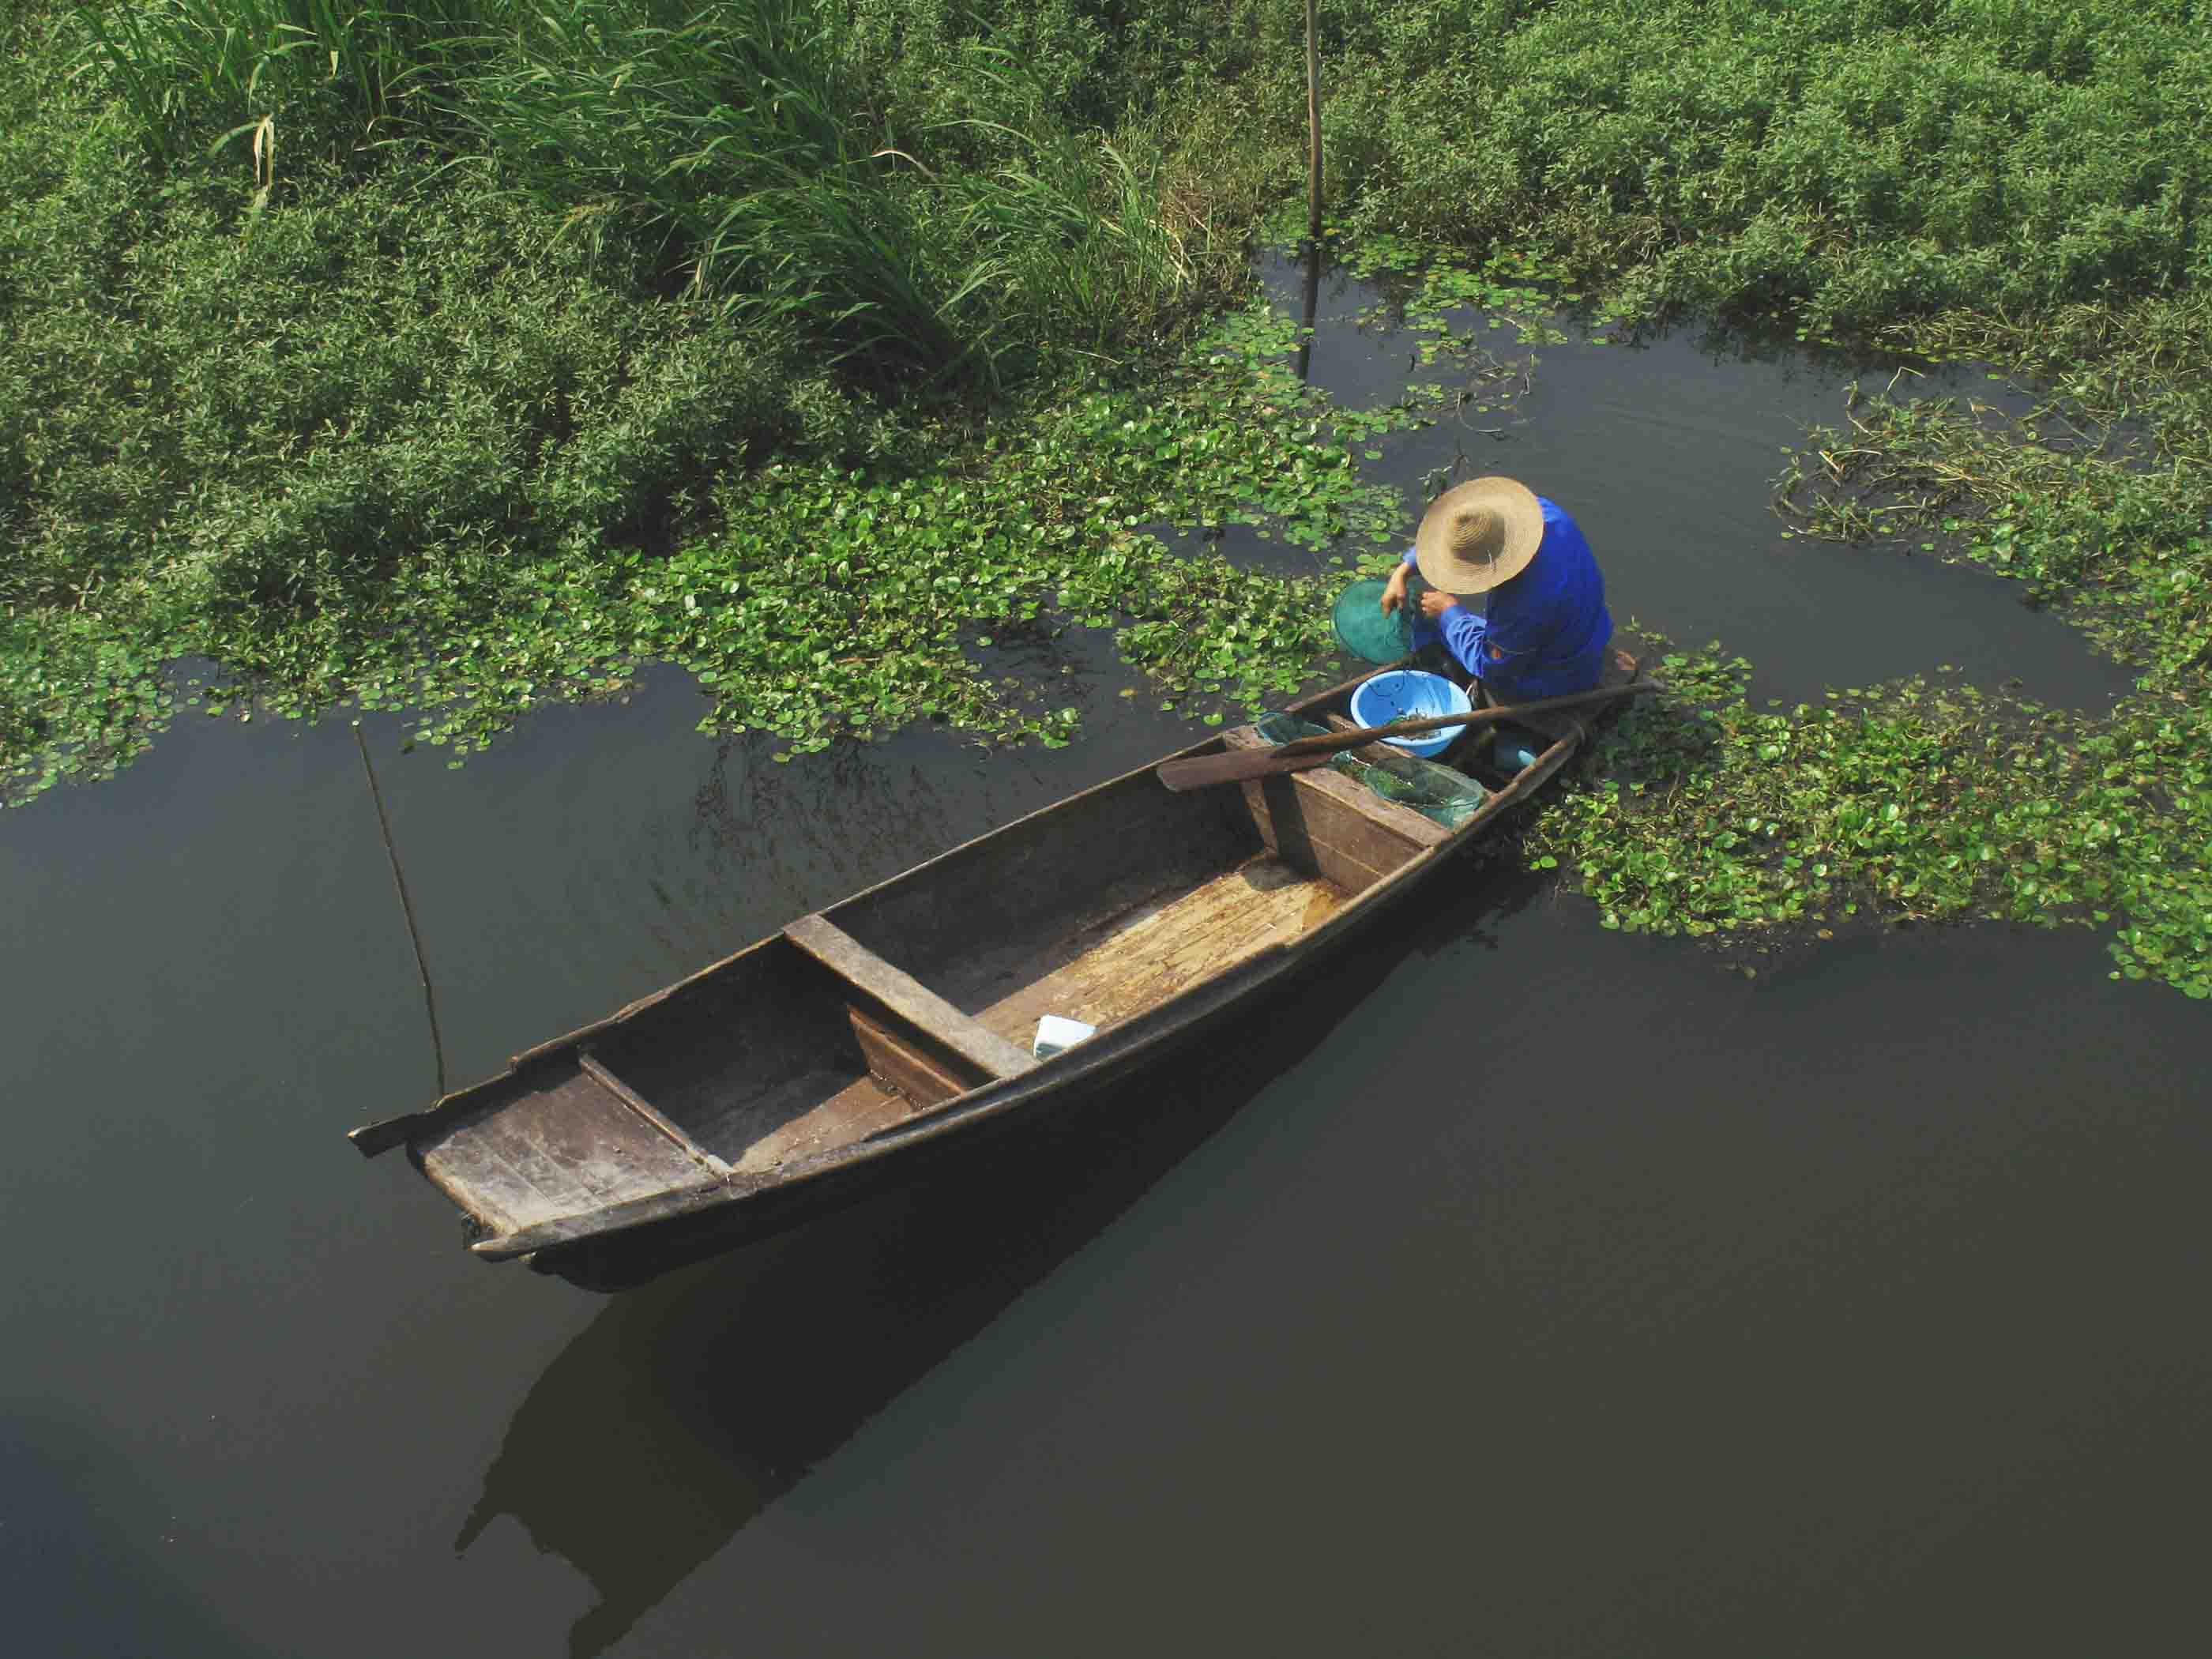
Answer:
[{"xmin": 1378, "ymin": 476, "xmax": 1612, "ymax": 701}]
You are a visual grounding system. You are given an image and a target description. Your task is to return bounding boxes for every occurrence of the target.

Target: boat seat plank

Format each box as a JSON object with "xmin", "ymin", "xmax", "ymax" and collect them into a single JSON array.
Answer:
[
  {"xmin": 784, "ymin": 913, "xmax": 1039, "ymax": 1081},
  {"xmin": 1296, "ymin": 762, "xmax": 1450, "ymax": 848},
  {"xmin": 1220, "ymin": 727, "xmax": 1444, "ymax": 895},
  {"xmin": 732, "ymin": 1072, "xmax": 914, "ymax": 1176},
  {"xmin": 967, "ymin": 855, "xmax": 1346, "ymax": 1049},
  {"xmin": 418, "ymin": 1069, "xmax": 713, "ymax": 1232},
  {"xmin": 849, "ymin": 1006, "xmax": 982, "ymax": 1109},
  {"xmin": 1224, "ymin": 725, "xmax": 1451, "ymax": 849}
]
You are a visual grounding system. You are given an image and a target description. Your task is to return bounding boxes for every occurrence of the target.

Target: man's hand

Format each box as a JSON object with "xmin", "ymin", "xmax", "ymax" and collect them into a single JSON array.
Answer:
[
  {"xmin": 1418, "ymin": 588, "xmax": 1455, "ymax": 621},
  {"xmin": 1379, "ymin": 564, "xmax": 1410, "ymax": 616}
]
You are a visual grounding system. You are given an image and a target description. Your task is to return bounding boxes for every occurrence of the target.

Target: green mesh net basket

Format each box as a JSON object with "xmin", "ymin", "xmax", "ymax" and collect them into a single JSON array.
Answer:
[
  {"xmin": 1331, "ymin": 578, "xmax": 1415, "ymax": 664},
  {"xmin": 1251, "ymin": 711, "xmax": 1489, "ymax": 830}
]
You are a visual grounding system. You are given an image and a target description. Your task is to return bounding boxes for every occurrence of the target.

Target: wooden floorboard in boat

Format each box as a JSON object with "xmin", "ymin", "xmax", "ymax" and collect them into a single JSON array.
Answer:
[
  {"xmin": 665, "ymin": 1062, "xmax": 845, "ymax": 1164},
  {"xmin": 969, "ymin": 856, "xmax": 1347, "ymax": 1049},
  {"xmin": 732, "ymin": 1071, "xmax": 914, "ymax": 1176},
  {"xmin": 420, "ymin": 1070, "xmax": 708, "ymax": 1231}
]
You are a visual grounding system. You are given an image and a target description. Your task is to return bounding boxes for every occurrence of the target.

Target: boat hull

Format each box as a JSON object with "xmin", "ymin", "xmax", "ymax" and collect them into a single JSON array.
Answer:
[
  {"xmin": 527, "ymin": 823, "xmax": 1484, "ymax": 1288},
  {"xmin": 353, "ymin": 645, "xmax": 1643, "ymax": 1289}
]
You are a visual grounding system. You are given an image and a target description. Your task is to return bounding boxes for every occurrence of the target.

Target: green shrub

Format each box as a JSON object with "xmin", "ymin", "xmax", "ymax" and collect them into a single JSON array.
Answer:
[
  {"xmin": 66, "ymin": 0, "xmax": 1228, "ymax": 387},
  {"xmin": 1255, "ymin": 0, "xmax": 2211, "ymax": 328},
  {"xmin": 0, "ymin": 115, "xmax": 818, "ymax": 622}
]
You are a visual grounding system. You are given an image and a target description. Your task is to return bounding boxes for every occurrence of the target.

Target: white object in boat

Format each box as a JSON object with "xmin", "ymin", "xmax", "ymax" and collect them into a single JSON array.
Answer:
[{"xmin": 1033, "ymin": 1014, "xmax": 1097, "ymax": 1059}]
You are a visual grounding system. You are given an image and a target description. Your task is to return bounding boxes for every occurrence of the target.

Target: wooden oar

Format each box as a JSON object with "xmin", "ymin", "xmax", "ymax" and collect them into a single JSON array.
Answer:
[{"xmin": 1155, "ymin": 679, "xmax": 1656, "ymax": 792}]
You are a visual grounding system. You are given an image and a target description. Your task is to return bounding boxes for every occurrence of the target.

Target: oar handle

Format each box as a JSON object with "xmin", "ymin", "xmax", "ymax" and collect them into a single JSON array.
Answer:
[
  {"xmin": 1152, "ymin": 679, "xmax": 1655, "ymax": 793},
  {"xmin": 1273, "ymin": 679, "xmax": 1653, "ymax": 758}
]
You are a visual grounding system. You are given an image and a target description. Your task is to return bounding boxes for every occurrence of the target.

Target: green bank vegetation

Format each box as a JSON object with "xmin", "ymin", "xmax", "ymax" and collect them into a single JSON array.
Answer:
[
  {"xmin": 0, "ymin": 0, "xmax": 1296, "ymax": 784},
  {"xmin": 2, "ymin": 1, "xmax": 2208, "ymax": 991}
]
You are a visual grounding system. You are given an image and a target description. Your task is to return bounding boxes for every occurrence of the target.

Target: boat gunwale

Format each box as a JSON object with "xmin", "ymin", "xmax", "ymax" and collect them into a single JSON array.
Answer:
[
  {"xmin": 354, "ymin": 646, "xmax": 1630, "ymax": 1264},
  {"xmin": 467, "ymin": 720, "xmax": 1585, "ymax": 1260},
  {"xmin": 351, "ymin": 664, "xmax": 1383, "ymax": 1161}
]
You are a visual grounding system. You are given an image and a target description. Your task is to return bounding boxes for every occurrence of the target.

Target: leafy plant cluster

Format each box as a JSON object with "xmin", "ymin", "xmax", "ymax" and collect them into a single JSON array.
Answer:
[
  {"xmin": 1778, "ymin": 387, "xmax": 2212, "ymax": 672},
  {"xmin": 64, "ymin": 0, "xmax": 1236, "ymax": 389},
  {"xmin": 611, "ymin": 350, "xmax": 1415, "ymax": 760},
  {"xmin": 12, "ymin": 0, "xmax": 2212, "ymax": 1001},
  {"xmin": 78, "ymin": 0, "xmax": 2212, "ymax": 351},
  {"xmin": 1247, "ymin": 0, "xmax": 2212, "ymax": 335},
  {"xmin": 0, "ymin": 66, "xmax": 1426, "ymax": 796},
  {"xmin": 1525, "ymin": 222, "xmax": 2211, "ymax": 998},
  {"xmin": 1525, "ymin": 640, "xmax": 2212, "ymax": 998},
  {"xmin": 802, "ymin": 1, "xmax": 2212, "ymax": 350},
  {"xmin": 0, "ymin": 77, "xmax": 845, "ymax": 789},
  {"xmin": 1342, "ymin": 236, "xmax": 1607, "ymax": 351}
]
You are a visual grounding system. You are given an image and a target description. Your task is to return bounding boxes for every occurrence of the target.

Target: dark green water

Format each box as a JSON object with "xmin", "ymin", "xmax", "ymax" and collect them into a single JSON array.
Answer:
[{"xmin": 3, "ymin": 269, "xmax": 2200, "ymax": 1657}]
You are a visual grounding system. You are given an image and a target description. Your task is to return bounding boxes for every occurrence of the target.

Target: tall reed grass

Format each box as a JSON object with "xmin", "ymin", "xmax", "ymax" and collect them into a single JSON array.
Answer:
[
  {"xmin": 74, "ymin": 1, "xmax": 494, "ymax": 152},
  {"xmin": 70, "ymin": 0, "xmax": 1226, "ymax": 388}
]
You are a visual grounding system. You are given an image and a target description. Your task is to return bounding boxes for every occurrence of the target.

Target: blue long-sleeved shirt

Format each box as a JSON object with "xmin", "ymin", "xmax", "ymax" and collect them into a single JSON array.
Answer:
[{"xmin": 1402, "ymin": 497, "xmax": 1612, "ymax": 700}]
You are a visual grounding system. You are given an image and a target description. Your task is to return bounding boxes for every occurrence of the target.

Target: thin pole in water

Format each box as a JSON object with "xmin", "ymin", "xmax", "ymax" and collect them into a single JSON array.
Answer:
[
  {"xmin": 1305, "ymin": 0, "xmax": 1322, "ymax": 243},
  {"xmin": 353, "ymin": 724, "xmax": 448, "ymax": 1097},
  {"xmin": 1296, "ymin": 234, "xmax": 1322, "ymax": 383}
]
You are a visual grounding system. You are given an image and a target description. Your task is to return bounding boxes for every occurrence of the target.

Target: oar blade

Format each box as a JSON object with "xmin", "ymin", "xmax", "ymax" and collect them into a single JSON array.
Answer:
[{"xmin": 1155, "ymin": 745, "xmax": 1332, "ymax": 792}]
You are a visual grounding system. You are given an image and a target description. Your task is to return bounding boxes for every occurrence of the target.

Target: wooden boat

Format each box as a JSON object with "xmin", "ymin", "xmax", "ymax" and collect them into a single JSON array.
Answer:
[{"xmin": 351, "ymin": 646, "xmax": 1640, "ymax": 1287}]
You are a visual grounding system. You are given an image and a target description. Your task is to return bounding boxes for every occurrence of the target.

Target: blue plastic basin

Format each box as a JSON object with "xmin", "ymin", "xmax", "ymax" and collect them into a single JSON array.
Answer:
[{"xmin": 1349, "ymin": 670, "xmax": 1473, "ymax": 758}]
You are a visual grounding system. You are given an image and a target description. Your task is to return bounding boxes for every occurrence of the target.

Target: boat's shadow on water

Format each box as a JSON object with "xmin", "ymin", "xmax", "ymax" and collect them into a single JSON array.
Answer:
[{"xmin": 456, "ymin": 859, "xmax": 1543, "ymax": 1657}]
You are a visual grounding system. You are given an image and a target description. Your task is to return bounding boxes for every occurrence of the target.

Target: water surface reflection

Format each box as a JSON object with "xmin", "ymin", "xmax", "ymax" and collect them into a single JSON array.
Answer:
[
  {"xmin": 459, "ymin": 875, "xmax": 1533, "ymax": 1654},
  {"xmin": 1240, "ymin": 248, "xmax": 2135, "ymax": 712},
  {"xmin": 0, "ymin": 252, "xmax": 2199, "ymax": 1659}
]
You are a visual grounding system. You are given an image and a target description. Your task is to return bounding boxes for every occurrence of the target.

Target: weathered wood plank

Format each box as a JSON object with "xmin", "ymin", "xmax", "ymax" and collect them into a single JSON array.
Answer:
[
  {"xmin": 1266, "ymin": 775, "xmax": 1394, "ymax": 894},
  {"xmin": 969, "ymin": 855, "xmax": 1346, "ymax": 1047},
  {"xmin": 783, "ymin": 913, "xmax": 1040, "ymax": 1080},
  {"xmin": 449, "ymin": 1109, "xmax": 602, "ymax": 1214},
  {"xmin": 417, "ymin": 1067, "xmax": 709, "ymax": 1231},
  {"xmin": 848, "ymin": 1006, "xmax": 982, "ymax": 1109},
  {"xmin": 472, "ymin": 1171, "xmax": 733, "ymax": 1259},
  {"xmin": 576, "ymin": 1050, "xmax": 727, "ymax": 1174},
  {"xmin": 824, "ymin": 762, "xmax": 1255, "ymax": 996},
  {"xmin": 1224, "ymin": 725, "xmax": 1450, "ymax": 849},
  {"xmin": 1222, "ymin": 725, "xmax": 1444, "ymax": 893},
  {"xmin": 416, "ymin": 1135, "xmax": 535, "ymax": 1236},
  {"xmin": 1291, "ymin": 762, "xmax": 1451, "ymax": 848},
  {"xmin": 731, "ymin": 1073, "xmax": 914, "ymax": 1176}
]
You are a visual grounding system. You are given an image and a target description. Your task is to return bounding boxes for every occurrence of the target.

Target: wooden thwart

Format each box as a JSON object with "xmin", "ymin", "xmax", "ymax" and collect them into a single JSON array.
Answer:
[
  {"xmin": 783, "ymin": 913, "xmax": 1040, "ymax": 1082},
  {"xmin": 1223, "ymin": 726, "xmax": 1447, "ymax": 895},
  {"xmin": 848, "ymin": 1006, "xmax": 982, "ymax": 1109}
]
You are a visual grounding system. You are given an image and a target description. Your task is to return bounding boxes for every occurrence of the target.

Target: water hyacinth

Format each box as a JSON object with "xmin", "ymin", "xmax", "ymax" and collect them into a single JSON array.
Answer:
[{"xmin": 12, "ymin": 0, "xmax": 2212, "ymax": 999}]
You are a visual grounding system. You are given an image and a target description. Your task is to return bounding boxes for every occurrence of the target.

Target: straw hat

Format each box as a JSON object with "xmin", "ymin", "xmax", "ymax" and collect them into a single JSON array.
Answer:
[{"xmin": 1413, "ymin": 476, "xmax": 1544, "ymax": 595}]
